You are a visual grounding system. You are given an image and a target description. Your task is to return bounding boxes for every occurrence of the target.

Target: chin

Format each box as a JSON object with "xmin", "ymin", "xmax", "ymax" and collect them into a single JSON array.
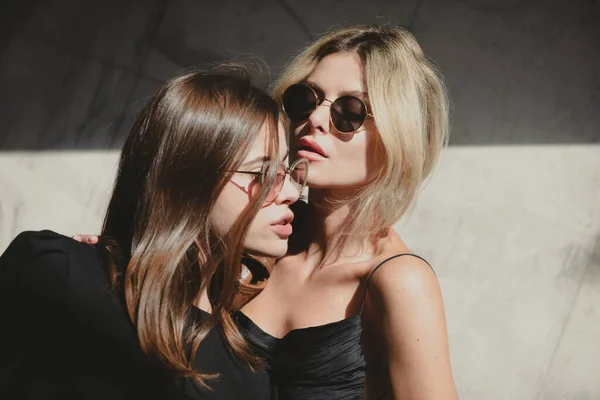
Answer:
[
  {"xmin": 246, "ymin": 240, "xmax": 288, "ymax": 259},
  {"xmin": 304, "ymin": 171, "xmax": 343, "ymax": 188},
  {"xmin": 306, "ymin": 173, "xmax": 370, "ymax": 189},
  {"xmin": 304, "ymin": 175, "xmax": 333, "ymax": 188}
]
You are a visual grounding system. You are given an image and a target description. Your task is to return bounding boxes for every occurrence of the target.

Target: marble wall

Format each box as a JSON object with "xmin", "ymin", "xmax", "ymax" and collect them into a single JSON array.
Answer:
[{"xmin": 1, "ymin": 0, "xmax": 599, "ymax": 399}]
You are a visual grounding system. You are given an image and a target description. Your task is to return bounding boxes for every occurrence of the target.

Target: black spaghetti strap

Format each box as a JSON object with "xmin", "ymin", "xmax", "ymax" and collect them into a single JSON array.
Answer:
[{"xmin": 359, "ymin": 253, "xmax": 433, "ymax": 314}]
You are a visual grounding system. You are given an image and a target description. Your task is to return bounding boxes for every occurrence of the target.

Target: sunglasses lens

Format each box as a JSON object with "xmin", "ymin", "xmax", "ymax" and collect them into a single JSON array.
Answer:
[
  {"xmin": 331, "ymin": 96, "xmax": 367, "ymax": 133},
  {"xmin": 282, "ymin": 84, "xmax": 317, "ymax": 122}
]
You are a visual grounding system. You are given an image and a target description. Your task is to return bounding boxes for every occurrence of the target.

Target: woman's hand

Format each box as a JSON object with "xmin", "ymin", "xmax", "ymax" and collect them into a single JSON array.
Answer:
[{"xmin": 72, "ymin": 235, "xmax": 99, "ymax": 244}]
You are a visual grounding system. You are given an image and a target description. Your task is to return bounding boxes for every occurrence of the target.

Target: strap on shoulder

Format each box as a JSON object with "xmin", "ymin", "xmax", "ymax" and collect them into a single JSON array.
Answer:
[{"xmin": 359, "ymin": 253, "xmax": 433, "ymax": 315}]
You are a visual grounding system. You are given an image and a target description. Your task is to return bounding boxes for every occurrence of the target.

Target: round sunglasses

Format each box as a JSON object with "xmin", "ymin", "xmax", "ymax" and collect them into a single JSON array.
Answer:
[
  {"xmin": 282, "ymin": 83, "xmax": 372, "ymax": 134},
  {"xmin": 231, "ymin": 158, "xmax": 309, "ymax": 203}
]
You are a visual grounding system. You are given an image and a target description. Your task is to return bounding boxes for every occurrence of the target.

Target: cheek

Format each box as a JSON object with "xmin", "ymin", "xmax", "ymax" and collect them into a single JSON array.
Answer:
[
  {"xmin": 243, "ymin": 209, "xmax": 267, "ymax": 240},
  {"xmin": 242, "ymin": 209, "xmax": 289, "ymax": 258},
  {"xmin": 309, "ymin": 134, "xmax": 379, "ymax": 188},
  {"xmin": 210, "ymin": 185, "xmax": 247, "ymax": 236},
  {"xmin": 336, "ymin": 125, "xmax": 383, "ymax": 181},
  {"xmin": 333, "ymin": 135, "xmax": 370, "ymax": 173},
  {"xmin": 365, "ymin": 129, "xmax": 384, "ymax": 177}
]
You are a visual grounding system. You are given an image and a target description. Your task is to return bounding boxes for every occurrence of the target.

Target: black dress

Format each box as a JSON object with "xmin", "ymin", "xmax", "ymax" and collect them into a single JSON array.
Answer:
[
  {"xmin": 0, "ymin": 230, "xmax": 270, "ymax": 400},
  {"xmin": 237, "ymin": 253, "xmax": 431, "ymax": 400}
]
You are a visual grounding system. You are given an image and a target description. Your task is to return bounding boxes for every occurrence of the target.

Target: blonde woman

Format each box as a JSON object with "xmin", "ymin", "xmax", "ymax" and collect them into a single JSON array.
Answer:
[{"xmin": 239, "ymin": 25, "xmax": 459, "ymax": 399}]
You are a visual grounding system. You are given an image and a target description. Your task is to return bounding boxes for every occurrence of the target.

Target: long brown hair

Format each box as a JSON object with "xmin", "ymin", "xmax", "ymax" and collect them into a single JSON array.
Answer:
[{"xmin": 99, "ymin": 67, "xmax": 279, "ymax": 387}]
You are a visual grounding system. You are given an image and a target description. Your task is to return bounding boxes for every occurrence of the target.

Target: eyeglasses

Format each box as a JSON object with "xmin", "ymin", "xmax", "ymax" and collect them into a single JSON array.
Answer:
[
  {"xmin": 230, "ymin": 158, "xmax": 309, "ymax": 202},
  {"xmin": 282, "ymin": 83, "xmax": 372, "ymax": 134}
]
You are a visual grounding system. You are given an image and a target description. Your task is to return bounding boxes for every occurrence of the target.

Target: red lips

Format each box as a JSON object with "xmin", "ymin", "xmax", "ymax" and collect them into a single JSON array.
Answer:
[
  {"xmin": 297, "ymin": 137, "xmax": 328, "ymax": 158},
  {"xmin": 271, "ymin": 212, "xmax": 294, "ymax": 238},
  {"xmin": 271, "ymin": 212, "xmax": 294, "ymax": 227}
]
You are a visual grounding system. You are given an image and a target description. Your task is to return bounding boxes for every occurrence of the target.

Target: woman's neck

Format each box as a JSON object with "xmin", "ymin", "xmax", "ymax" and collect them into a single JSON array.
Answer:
[{"xmin": 306, "ymin": 188, "xmax": 377, "ymax": 266}]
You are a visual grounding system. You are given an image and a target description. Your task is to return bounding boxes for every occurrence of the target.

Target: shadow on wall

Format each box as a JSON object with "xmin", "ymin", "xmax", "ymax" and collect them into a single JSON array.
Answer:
[{"xmin": 0, "ymin": 0, "xmax": 599, "ymax": 150}]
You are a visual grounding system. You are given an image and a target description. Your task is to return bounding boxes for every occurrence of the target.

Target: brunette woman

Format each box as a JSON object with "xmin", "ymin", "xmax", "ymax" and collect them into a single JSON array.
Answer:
[{"xmin": 0, "ymin": 67, "xmax": 307, "ymax": 400}]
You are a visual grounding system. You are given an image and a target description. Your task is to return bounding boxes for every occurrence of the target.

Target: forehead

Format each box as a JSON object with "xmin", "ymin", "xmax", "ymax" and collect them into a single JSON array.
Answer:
[
  {"xmin": 307, "ymin": 52, "xmax": 365, "ymax": 94},
  {"xmin": 243, "ymin": 120, "xmax": 288, "ymax": 164}
]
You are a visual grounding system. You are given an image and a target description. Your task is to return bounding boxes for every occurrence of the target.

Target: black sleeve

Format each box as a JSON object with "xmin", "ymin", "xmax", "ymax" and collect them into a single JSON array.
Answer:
[
  {"xmin": 0, "ymin": 230, "xmax": 70, "ymax": 394},
  {"xmin": 0, "ymin": 229, "xmax": 69, "ymax": 307}
]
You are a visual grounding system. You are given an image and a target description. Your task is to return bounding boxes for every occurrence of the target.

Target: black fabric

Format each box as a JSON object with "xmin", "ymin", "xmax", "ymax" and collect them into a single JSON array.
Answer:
[
  {"xmin": 237, "ymin": 253, "xmax": 431, "ymax": 400},
  {"xmin": 0, "ymin": 230, "xmax": 270, "ymax": 400}
]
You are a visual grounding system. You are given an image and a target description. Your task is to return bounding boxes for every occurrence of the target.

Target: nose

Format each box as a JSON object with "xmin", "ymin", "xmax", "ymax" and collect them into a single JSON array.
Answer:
[
  {"xmin": 273, "ymin": 174, "xmax": 301, "ymax": 205},
  {"xmin": 307, "ymin": 99, "xmax": 332, "ymax": 135}
]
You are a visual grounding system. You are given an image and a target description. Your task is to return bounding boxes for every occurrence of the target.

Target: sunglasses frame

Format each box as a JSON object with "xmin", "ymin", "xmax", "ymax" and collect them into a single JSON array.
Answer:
[
  {"xmin": 230, "ymin": 157, "xmax": 309, "ymax": 202},
  {"xmin": 281, "ymin": 83, "xmax": 373, "ymax": 134}
]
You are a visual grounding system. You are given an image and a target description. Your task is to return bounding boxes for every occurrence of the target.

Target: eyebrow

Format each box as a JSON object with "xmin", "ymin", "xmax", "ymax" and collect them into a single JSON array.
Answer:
[
  {"xmin": 304, "ymin": 80, "xmax": 369, "ymax": 101},
  {"xmin": 240, "ymin": 151, "xmax": 290, "ymax": 168},
  {"xmin": 240, "ymin": 156, "xmax": 269, "ymax": 168}
]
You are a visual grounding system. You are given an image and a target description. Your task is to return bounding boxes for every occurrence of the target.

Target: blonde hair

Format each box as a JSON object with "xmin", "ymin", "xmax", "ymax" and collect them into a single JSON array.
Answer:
[{"xmin": 273, "ymin": 25, "xmax": 449, "ymax": 246}]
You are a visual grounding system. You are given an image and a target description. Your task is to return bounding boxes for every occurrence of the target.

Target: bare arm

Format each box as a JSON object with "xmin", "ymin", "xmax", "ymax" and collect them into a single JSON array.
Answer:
[{"xmin": 364, "ymin": 257, "xmax": 458, "ymax": 399}]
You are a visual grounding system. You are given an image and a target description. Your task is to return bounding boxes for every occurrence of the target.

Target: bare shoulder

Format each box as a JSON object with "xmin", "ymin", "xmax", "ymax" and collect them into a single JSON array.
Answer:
[
  {"xmin": 363, "ymin": 252, "xmax": 457, "ymax": 399},
  {"xmin": 363, "ymin": 233, "xmax": 458, "ymax": 399},
  {"xmin": 367, "ymin": 252, "xmax": 440, "ymax": 306},
  {"xmin": 364, "ymin": 229, "xmax": 441, "ymax": 308}
]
